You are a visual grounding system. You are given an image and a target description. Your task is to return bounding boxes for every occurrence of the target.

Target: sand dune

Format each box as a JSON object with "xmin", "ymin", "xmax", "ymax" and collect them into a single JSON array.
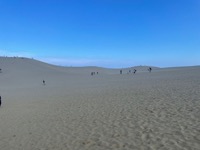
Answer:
[{"xmin": 0, "ymin": 57, "xmax": 200, "ymax": 150}]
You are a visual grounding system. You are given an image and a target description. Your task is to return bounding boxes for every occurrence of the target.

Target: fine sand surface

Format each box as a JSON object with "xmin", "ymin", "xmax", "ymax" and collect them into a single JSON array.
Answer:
[{"xmin": 0, "ymin": 57, "xmax": 200, "ymax": 150}]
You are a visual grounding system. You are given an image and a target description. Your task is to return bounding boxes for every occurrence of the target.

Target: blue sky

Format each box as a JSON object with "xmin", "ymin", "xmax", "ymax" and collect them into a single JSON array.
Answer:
[{"xmin": 0, "ymin": 0, "xmax": 199, "ymax": 68}]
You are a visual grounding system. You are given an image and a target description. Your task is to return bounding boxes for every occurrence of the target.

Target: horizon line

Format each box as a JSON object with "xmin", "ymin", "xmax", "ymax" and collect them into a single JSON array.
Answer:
[{"xmin": 0, "ymin": 56, "xmax": 199, "ymax": 69}]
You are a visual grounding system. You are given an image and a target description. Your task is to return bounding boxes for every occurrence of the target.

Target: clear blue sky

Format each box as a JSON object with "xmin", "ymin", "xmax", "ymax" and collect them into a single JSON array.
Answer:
[{"xmin": 0, "ymin": 0, "xmax": 199, "ymax": 68}]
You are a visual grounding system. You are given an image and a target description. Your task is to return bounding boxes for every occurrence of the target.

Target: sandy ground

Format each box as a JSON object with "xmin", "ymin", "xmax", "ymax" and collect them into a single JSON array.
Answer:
[{"xmin": 0, "ymin": 57, "xmax": 200, "ymax": 150}]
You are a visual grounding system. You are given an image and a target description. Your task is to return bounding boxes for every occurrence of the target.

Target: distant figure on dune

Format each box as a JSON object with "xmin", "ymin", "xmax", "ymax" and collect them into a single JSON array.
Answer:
[
  {"xmin": 0, "ymin": 69, "xmax": 2, "ymax": 73},
  {"xmin": 148, "ymin": 67, "xmax": 152, "ymax": 73},
  {"xmin": 43, "ymin": 80, "xmax": 46, "ymax": 85},
  {"xmin": 133, "ymin": 69, "xmax": 137, "ymax": 74},
  {"xmin": 91, "ymin": 72, "xmax": 98, "ymax": 76},
  {"xmin": 0, "ymin": 96, "xmax": 1, "ymax": 107},
  {"xmin": 120, "ymin": 70, "xmax": 122, "ymax": 74}
]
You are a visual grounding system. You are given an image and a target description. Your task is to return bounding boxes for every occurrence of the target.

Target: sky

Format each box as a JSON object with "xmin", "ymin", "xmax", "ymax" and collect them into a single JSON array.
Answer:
[{"xmin": 0, "ymin": 0, "xmax": 200, "ymax": 68}]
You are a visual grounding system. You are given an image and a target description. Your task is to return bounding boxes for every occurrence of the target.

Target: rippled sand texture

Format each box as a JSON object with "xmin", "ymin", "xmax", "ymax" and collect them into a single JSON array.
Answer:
[{"xmin": 0, "ymin": 57, "xmax": 200, "ymax": 150}]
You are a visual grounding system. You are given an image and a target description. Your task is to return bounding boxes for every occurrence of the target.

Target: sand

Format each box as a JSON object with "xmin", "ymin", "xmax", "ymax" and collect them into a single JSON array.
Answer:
[{"xmin": 0, "ymin": 57, "xmax": 200, "ymax": 150}]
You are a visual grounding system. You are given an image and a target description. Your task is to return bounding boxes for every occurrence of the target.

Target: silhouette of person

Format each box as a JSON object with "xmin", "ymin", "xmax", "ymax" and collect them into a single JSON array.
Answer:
[
  {"xmin": 0, "ymin": 96, "xmax": 1, "ymax": 107},
  {"xmin": 133, "ymin": 69, "xmax": 137, "ymax": 74},
  {"xmin": 43, "ymin": 80, "xmax": 46, "ymax": 85},
  {"xmin": 120, "ymin": 70, "xmax": 122, "ymax": 74},
  {"xmin": 148, "ymin": 67, "xmax": 152, "ymax": 73}
]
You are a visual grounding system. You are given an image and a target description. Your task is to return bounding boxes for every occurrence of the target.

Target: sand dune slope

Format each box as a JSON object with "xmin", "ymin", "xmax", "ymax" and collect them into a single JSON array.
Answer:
[{"xmin": 0, "ymin": 57, "xmax": 200, "ymax": 150}]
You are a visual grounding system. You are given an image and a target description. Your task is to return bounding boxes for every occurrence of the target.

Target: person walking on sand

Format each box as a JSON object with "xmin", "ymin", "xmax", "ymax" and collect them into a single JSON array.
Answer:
[
  {"xmin": 148, "ymin": 67, "xmax": 152, "ymax": 73},
  {"xmin": 0, "ymin": 96, "xmax": 1, "ymax": 107},
  {"xmin": 133, "ymin": 69, "xmax": 137, "ymax": 74},
  {"xmin": 120, "ymin": 70, "xmax": 122, "ymax": 74},
  {"xmin": 43, "ymin": 80, "xmax": 46, "ymax": 85}
]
